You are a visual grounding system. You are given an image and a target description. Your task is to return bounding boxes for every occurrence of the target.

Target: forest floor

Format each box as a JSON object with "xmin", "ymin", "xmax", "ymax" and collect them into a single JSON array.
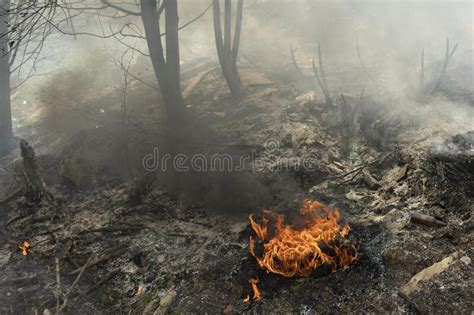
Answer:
[{"xmin": 0, "ymin": 57, "xmax": 473, "ymax": 314}]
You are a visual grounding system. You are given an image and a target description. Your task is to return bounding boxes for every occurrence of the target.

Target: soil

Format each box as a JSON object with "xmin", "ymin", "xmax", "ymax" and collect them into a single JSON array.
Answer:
[{"xmin": 0, "ymin": 57, "xmax": 472, "ymax": 314}]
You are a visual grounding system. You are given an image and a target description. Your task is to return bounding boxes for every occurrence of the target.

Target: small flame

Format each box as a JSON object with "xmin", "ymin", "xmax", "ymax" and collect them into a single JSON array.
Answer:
[
  {"xmin": 249, "ymin": 199, "xmax": 357, "ymax": 277},
  {"xmin": 136, "ymin": 284, "xmax": 144, "ymax": 296},
  {"xmin": 243, "ymin": 278, "xmax": 261, "ymax": 303},
  {"xmin": 19, "ymin": 240, "xmax": 31, "ymax": 256}
]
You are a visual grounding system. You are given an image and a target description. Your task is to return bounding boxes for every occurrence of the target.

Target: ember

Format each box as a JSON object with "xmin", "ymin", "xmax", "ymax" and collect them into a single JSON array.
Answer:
[
  {"xmin": 244, "ymin": 278, "xmax": 262, "ymax": 303},
  {"xmin": 249, "ymin": 199, "xmax": 357, "ymax": 277},
  {"xmin": 136, "ymin": 284, "xmax": 144, "ymax": 296},
  {"xmin": 19, "ymin": 240, "xmax": 31, "ymax": 256}
]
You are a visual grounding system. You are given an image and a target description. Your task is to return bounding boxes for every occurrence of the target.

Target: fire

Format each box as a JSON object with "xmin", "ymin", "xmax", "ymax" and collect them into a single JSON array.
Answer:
[
  {"xmin": 136, "ymin": 284, "xmax": 144, "ymax": 296},
  {"xmin": 243, "ymin": 278, "xmax": 261, "ymax": 303},
  {"xmin": 249, "ymin": 199, "xmax": 357, "ymax": 277},
  {"xmin": 19, "ymin": 240, "xmax": 31, "ymax": 256}
]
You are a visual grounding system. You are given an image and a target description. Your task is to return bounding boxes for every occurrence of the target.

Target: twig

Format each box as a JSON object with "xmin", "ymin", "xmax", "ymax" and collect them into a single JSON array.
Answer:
[
  {"xmin": 55, "ymin": 257, "xmax": 61, "ymax": 313},
  {"xmin": 85, "ymin": 269, "xmax": 120, "ymax": 294},
  {"xmin": 77, "ymin": 226, "xmax": 145, "ymax": 235},
  {"xmin": 290, "ymin": 43, "xmax": 306, "ymax": 80},
  {"xmin": 419, "ymin": 48, "xmax": 424, "ymax": 89},
  {"xmin": 0, "ymin": 275, "xmax": 37, "ymax": 286},
  {"xmin": 68, "ymin": 246, "xmax": 128, "ymax": 276},
  {"xmin": 58, "ymin": 256, "xmax": 93, "ymax": 313}
]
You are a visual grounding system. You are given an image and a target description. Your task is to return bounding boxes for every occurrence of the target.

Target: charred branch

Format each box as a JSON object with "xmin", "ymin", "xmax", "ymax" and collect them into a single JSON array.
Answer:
[
  {"xmin": 311, "ymin": 43, "xmax": 332, "ymax": 106},
  {"xmin": 20, "ymin": 140, "xmax": 47, "ymax": 202},
  {"xmin": 427, "ymin": 37, "xmax": 457, "ymax": 98},
  {"xmin": 411, "ymin": 213, "xmax": 447, "ymax": 228}
]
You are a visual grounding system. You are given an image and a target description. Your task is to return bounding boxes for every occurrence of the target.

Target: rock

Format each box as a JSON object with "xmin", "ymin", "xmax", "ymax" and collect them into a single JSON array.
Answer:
[
  {"xmin": 400, "ymin": 252, "xmax": 459, "ymax": 296},
  {"xmin": 460, "ymin": 256, "xmax": 471, "ymax": 266}
]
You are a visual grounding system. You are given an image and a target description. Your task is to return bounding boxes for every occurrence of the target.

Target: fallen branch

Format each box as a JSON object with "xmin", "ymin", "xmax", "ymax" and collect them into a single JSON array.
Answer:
[
  {"xmin": 411, "ymin": 213, "xmax": 447, "ymax": 228},
  {"xmin": 58, "ymin": 256, "xmax": 93, "ymax": 313},
  {"xmin": 182, "ymin": 67, "xmax": 215, "ymax": 100}
]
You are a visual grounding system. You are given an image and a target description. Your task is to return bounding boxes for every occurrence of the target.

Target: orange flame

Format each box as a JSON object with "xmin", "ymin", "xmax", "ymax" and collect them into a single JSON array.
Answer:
[
  {"xmin": 243, "ymin": 278, "xmax": 261, "ymax": 303},
  {"xmin": 19, "ymin": 240, "xmax": 31, "ymax": 256},
  {"xmin": 249, "ymin": 199, "xmax": 357, "ymax": 277}
]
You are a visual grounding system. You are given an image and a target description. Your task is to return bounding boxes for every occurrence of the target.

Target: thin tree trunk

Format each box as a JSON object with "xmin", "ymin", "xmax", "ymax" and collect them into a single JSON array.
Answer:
[
  {"xmin": 223, "ymin": 0, "xmax": 232, "ymax": 55},
  {"xmin": 140, "ymin": 0, "xmax": 184, "ymax": 121},
  {"xmin": 164, "ymin": 0, "xmax": 185, "ymax": 118},
  {"xmin": 213, "ymin": 0, "xmax": 242, "ymax": 99},
  {"xmin": 231, "ymin": 0, "xmax": 243, "ymax": 63},
  {"xmin": 0, "ymin": 0, "xmax": 13, "ymax": 156}
]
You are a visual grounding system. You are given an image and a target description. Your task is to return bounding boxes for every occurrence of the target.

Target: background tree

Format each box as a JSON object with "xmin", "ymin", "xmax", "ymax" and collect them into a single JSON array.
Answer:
[
  {"xmin": 100, "ymin": 0, "xmax": 185, "ymax": 121},
  {"xmin": 0, "ymin": 0, "xmax": 60, "ymax": 157},
  {"xmin": 213, "ymin": 0, "xmax": 243, "ymax": 99}
]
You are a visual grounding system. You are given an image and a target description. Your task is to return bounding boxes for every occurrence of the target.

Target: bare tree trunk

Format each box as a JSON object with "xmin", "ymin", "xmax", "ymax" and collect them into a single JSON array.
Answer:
[
  {"xmin": 0, "ymin": 0, "xmax": 13, "ymax": 156},
  {"xmin": 164, "ymin": 0, "xmax": 185, "ymax": 116},
  {"xmin": 213, "ymin": 0, "xmax": 243, "ymax": 98},
  {"xmin": 140, "ymin": 0, "xmax": 185, "ymax": 121}
]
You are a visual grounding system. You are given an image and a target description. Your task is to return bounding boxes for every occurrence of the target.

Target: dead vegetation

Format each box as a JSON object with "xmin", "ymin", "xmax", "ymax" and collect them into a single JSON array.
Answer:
[
  {"xmin": 0, "ymin": 14, "xmax": 473, "ymax": 313},
  {"xmin": 0, "ymin": 53, "xmax": 472, "ymax": 313}
]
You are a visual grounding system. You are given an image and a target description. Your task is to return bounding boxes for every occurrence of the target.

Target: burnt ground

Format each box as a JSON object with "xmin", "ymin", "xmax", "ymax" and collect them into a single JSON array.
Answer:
[{"xmin": 0, "ymin": 57, "xmax": 473, "ymax": 314}]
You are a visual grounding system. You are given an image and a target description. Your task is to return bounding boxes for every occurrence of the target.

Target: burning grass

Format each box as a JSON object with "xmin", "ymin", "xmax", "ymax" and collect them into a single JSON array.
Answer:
[{"xmin": 249, "ymin": 199, "xmax": 357, "ymax": 278}]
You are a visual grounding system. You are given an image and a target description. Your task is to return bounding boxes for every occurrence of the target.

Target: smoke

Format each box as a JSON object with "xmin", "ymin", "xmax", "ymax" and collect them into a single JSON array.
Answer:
[{"xmin": 9, "ymin": 0, "xmax": 473, "ymax": 213}]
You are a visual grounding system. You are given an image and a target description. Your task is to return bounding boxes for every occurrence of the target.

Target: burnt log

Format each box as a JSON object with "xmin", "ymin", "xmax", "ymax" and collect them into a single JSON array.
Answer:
[
  {"xmin": 411, "ymin": 213, "xmax": 447, "ymax": 228},
  {"xmin": 20, "ymin": 140, "xmax": 47, "ymax": 202},
  {"xmin": 428, "ymin": 131, "xmax": 474, "ymax": 182}
]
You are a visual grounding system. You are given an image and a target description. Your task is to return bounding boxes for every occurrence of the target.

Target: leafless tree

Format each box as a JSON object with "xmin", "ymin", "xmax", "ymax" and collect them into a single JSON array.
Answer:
[
  {"xmin": 213, "ymin": 0, "xmax": 244, "ymax": 99},
  {"xmin": 0, "ymin": 0, "xmax": 63, "ymax": 157},
  {"xmin": 84, "ymin": 0, "xmax": 213, "ymax": 121}
]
